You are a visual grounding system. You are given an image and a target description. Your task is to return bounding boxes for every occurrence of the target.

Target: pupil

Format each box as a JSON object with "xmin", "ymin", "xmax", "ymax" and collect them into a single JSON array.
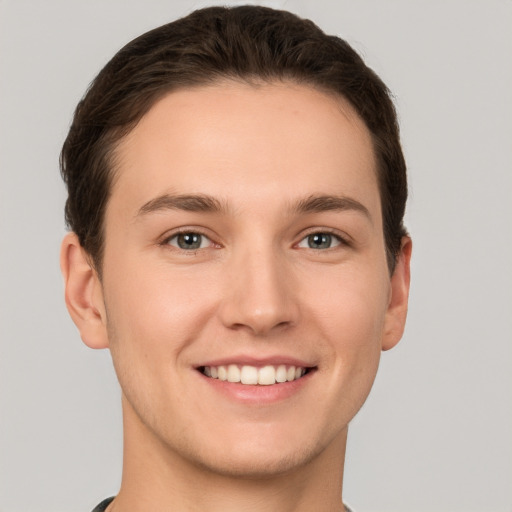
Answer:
[
  {"xmin": 309, "ymin": 233, "xmax": 331, "ymax": 249},
  {"xmin": 178, "ymin": 233, "xmax": 201, "ymax": 249}
]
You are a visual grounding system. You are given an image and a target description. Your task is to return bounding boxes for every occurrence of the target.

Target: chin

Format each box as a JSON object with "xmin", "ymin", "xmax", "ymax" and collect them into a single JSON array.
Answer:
[
  {"xmin": 165, "ymin": 422, "xmax": 343, "ymax": 480},
  {"xmin": 187, "ymin": 442, "xmax": 322, "ymax": 479}
]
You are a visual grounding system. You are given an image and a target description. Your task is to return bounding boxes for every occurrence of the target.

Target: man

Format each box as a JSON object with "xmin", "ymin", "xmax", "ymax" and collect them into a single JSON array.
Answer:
[{"xmin": 60, "ymin": 5, "xmax": 411, "ymax": 511}]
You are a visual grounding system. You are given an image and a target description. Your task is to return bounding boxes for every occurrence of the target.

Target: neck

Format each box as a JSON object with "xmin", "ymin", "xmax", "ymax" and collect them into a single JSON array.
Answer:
[{"xmin": 111, "ymin": 395, "xmax": 348, "ymax": 512}]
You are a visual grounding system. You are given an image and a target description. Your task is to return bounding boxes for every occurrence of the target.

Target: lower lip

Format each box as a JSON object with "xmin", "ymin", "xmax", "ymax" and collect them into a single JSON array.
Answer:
[{"xmin": 198, "ymin": 370, "xmax": 314, "ymax": 405}]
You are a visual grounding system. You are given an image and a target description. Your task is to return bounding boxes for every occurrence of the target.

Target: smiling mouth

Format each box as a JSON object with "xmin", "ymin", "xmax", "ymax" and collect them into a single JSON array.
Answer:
[{"xmin": 198, "ymin": 364, "xmax": 315, "ymax": 386}]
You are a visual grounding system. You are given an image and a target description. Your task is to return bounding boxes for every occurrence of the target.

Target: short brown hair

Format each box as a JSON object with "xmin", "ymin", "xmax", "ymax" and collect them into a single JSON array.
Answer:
[{"xmin": 60, "ymin": 5, "xmax": 407, "ymax": 274}]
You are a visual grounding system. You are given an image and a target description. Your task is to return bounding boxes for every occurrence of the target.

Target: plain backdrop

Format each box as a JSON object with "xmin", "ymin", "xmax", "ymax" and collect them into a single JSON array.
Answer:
[{"xmin": 1, "ymin": 1, "xmax": 511, "ymax": 511}]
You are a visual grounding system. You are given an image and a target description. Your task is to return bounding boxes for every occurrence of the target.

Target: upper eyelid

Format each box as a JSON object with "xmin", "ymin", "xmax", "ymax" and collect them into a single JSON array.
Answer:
[
  {"xmin": 161, "ymin": 231, "xmax": 218, "ymax": 254},
  {"xmin": 295, "ymin": 233, "xmax": 345, "ymax": 250},
  {"xmin": 157, "ymin": 226, "xmax": 351, "ymax": 247},
  {"xmin": 295, "ymin": 227, "xmax": 351, "ymax": 245},
  {"xmin": 168, "ymin": 232, "xmax": 212, "ymax": 250},
  {"xmin": 160, "ymin": 227, "xmax": 216, "ymax": 244}
]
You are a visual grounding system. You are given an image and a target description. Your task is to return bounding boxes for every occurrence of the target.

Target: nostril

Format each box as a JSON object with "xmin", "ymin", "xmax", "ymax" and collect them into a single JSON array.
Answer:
[{"xmin": 216, "ymin": 269, "xmax": 299, "ymax": 335}]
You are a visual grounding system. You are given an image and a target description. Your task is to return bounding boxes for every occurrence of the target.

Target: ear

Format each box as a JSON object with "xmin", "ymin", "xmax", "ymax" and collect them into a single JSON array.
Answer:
[
  {"xmin": 382, "ymin": 236, "xmax": 412, "ymax": 351},
  {"xmin": 60, "ymin": 232, "xmax": 109, "ymax": 349}
]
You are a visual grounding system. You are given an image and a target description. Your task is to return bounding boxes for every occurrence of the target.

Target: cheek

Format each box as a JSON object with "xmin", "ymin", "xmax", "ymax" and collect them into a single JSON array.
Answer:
[
  {"xmin": 102, "ymin": 265, "xmax": 219, "ymax": 421},
  {"xmin": 308, "ymin": 261, "xmax": 390, "ymax": 339},
  {"xmin": 105, "ymin": 265, "xmax": 218, "ymax": 356},
  {"xmin": 308, "ymin": 265, "xmax": 389, "ymax": 398}
]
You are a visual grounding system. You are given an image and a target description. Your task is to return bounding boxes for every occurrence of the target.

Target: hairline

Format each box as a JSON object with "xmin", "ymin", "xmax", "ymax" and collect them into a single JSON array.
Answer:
[{"xmin": 88, "ymin": 77, "xmax": 393, "ymax": 278}]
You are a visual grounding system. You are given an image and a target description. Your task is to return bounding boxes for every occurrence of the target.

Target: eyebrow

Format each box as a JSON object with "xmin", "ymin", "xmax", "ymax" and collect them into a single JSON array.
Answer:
[
  {"xmin": 135, "ymin": 192, "xmax": 371, "ymax": 222},
  {"xmin": 292, "ymin": 194, "xmax": 372, "ymax": 221},
  {"xmin": 136, "ymin": 193, "xmax": 228, "ymax": 218}
]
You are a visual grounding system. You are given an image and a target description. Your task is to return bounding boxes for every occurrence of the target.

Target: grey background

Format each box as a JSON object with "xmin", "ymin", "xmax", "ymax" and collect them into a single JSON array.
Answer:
[{"xmin": 1, "ymin": 1, "xmax": 511, "ymax": 511}]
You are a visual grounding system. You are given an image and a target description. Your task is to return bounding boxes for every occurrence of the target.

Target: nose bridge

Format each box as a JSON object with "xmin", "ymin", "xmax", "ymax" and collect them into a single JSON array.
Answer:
[{"xmin": 218, "ymin": 241, "xmax": 297, "ymax": 335}]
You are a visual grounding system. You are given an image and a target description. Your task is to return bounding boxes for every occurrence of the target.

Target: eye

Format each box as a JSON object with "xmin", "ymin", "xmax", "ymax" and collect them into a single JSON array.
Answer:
[
  {"xmin": 297, "ymin": 232, "xmax": 342, "ymax": 250},
  {"xmin": 167, "ymin": 232, "xmax": 212, "ymax": 250}
]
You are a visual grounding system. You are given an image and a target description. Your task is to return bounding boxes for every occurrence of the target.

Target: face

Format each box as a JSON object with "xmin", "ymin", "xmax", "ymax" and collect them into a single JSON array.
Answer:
[{"xmin": 90, "ymin": 81, "xmax": 408, "ymax": 477}]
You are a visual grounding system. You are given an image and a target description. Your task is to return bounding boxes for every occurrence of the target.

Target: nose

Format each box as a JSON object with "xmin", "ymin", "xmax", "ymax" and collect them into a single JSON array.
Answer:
[{"xmin": 218, "ymin": 246, "xmax": 299, "ymax": 336}]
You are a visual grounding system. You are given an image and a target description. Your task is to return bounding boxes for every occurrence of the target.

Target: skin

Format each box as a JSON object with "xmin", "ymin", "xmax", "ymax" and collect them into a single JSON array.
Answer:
[{"xmin": 61, "ymin": 81, "xmax": 411, "ymax": 512}]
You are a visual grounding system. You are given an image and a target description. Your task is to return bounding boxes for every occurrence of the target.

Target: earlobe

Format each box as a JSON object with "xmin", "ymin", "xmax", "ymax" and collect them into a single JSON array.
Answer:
[
  {"xmin": 60, "ymin": 232, "xmax": 109, "ymax": 349},
  {"xmin": 382, "ymin": 236, "xmax": 412, "ymax": 351}
]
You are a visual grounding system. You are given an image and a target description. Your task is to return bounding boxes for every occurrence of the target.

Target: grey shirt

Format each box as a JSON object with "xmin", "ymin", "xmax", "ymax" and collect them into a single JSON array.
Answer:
[{"xmin": 91, "ymin": 496, "xmax": 354, "ymax": 511}]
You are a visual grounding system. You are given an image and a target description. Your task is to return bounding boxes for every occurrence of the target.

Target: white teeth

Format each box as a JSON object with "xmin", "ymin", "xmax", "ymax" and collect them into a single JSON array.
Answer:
[
  {"xmin": 202, "ymin": 364, "xmax": 309, "ymax": 385},
  {"xmin": 217, "ymin": 366, "xmax": 227, "ymax": 381},
  {"xmin": 240, "ymin": 365, "xmax": 258, "ymax": 385},
  {"xmin": 258, "ymin": 365, "xmax": 276, "ymax": 385},
  {"xmin": 227, "ymin": 364, "xmax": 241, "ymax": 383},
  {"xmin": 275, "ymin": 365, "xmax": 287, "ymax": 383}
]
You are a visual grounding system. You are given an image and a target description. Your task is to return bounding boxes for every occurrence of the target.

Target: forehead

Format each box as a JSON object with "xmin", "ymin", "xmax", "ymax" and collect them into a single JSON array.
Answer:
[{"xmin": 109, "ymin": 81, "xmax": 380, "ymax": 220}]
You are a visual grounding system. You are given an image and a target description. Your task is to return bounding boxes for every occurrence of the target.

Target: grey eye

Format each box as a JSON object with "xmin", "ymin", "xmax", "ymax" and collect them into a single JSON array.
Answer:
[
  {"xmin": 298, "ymin": 233, "xmax": 341, "ymax": 250},
  {"xmin": 168, "ymin": 232, "xmax": 209, "ymax": 250}
]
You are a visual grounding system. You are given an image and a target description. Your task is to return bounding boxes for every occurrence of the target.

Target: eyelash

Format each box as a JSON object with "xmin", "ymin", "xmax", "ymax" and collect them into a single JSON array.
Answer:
[
  {"xmin": 295, "ymin": 229, "xmax": 350, "ymax": 251},
  {"xmin": 160, "ymin": 229, "xmax": 217, "ymax": 252},
  {"xmin": 160, "ymin": 227, "xmax": 350, "ymax": 254}
]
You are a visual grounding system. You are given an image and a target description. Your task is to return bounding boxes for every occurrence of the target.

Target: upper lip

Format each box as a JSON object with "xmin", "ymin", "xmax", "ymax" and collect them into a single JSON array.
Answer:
[{"xmin": 196, "ymin": 354, "xmax": 317, "ymax": 369}]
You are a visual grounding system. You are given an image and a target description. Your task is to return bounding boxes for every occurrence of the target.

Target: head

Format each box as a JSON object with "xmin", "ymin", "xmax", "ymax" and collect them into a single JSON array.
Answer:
[
  {"xmin": 60, "ymin": 5, "xmax": 411, "ymax": 483},
  {"xmin": 61, "ymin": 5, "xmax": 407, "ymax": 277}
]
